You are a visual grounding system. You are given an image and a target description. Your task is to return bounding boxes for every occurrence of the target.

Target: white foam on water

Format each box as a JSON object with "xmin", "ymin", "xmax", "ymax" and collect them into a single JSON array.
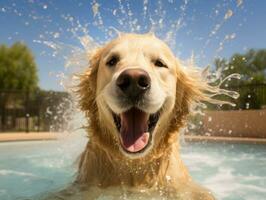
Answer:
[
  {"xmin": 181, "ymin": 152, "xmax": 223, "ymax": 167},
  {"xmin": 27, "ymin": 133, "xmax": 87, "ymax": 169},
  {"xmin": 203, "ymin": 167, "xmax": 266, "ymax": 199},
  {"xmin": 0, "ymin": 169, "xmax": 36, "ymax": 177},
  {"xmin": 0, "ymin": 189, "xmax": 6, "ymax": 195}
]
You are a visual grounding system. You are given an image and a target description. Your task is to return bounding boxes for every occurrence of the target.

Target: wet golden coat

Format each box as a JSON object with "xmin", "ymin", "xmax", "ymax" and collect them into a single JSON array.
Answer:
[{"xmin": 74, "ymin": 34, "xmax": 215, "ymax": 199}]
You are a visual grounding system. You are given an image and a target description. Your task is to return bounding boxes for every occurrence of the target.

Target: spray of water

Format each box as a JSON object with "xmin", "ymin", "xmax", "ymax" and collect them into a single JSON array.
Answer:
[
  {"xmin": 0, "ymin": 1, "xmax": 252, "ymax": 199},
  {"xmin": 0, "ymin": 0, "xmax": 249, "ymax": 136},
  {"xmin": 17, "ymin": 0, "xmax": 245, "ymax": 134}
]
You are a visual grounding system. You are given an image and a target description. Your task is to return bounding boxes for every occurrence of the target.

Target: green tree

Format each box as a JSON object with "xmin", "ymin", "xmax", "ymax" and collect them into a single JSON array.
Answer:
[
  {"xmin": 214, "ymin": 49, "xmax": 266, "ymax": 110},
  {"xmin": 0, "ymin": 42, "xmax": 39, "ymax": 131},
  {"xmin": 215, "ymin": 49, "xmax": 266, "ymax": 86},
  {"xmin": 0, "ymin": 42, "xmax": 38, "ymax": 91}
]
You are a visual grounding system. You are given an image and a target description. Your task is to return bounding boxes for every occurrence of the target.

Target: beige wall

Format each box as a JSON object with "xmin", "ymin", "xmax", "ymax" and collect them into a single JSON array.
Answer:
[{"xmin": 202, "ymin": 109, "xmax": 266, "ymax": 138}]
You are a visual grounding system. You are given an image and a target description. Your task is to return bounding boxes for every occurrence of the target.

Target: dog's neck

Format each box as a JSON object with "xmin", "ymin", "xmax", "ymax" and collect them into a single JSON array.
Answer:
[{"xmin": 76, "ymin": 138, "xmax": 188, "ymax": 188}]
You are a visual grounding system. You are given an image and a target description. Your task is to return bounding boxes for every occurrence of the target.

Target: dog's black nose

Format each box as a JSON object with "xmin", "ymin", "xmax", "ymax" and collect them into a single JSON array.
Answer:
[{"xmin": 116, "ymin": 69, "xmax": 151, "ymax": 101}]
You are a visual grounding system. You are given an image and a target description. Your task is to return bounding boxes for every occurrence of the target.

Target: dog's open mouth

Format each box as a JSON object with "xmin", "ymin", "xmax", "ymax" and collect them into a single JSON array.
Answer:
[{"xmin": 113, "ymin": 107, "xmax": 160, "ymax": 153}]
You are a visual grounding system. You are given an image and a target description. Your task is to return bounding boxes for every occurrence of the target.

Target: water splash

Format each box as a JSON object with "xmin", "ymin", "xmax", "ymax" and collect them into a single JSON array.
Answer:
[
  {"xmin": 0, "ymin": 2, "xmax": 251, "ymax": 153},
  {"xmin": 0, "ymin": 0, "xmax": 246, "ymax": 87},
  {"xmin": 237, "ymin": 0, "xmax": 243, "ymax": 7},
  {"xmin": 1, "ymin": 0, "xmax": 248, "ymax": 149},
  {"xmin": 224, "ymin": 9, "xmax": 233, "ymax": 20},
  {"xmin": 184, "ymin": 55, "xmax": 241, "ymax": 107}
]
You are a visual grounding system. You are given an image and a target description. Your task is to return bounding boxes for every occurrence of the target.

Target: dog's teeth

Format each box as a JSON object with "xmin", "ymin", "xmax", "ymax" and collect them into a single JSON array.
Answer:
[
  {"xmin": 147, "ymin": 112, "xmax": 160, "ymax": 131},
  {"xmin": 113, "ymin": 114, "xmax": 121, "ymax": 131}
]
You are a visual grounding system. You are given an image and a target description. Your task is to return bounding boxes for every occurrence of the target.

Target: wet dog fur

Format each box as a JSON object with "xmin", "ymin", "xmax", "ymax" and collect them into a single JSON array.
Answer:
[{"xmin": 74, "ymin": 33, "xmax": 215, "ymax": 199}]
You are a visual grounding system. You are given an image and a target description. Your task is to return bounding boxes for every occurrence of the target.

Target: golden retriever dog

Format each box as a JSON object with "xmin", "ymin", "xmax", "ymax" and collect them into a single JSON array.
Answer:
[{"xmin": 51, "ymin": 33, "xmax": 216, "ymax": 200}]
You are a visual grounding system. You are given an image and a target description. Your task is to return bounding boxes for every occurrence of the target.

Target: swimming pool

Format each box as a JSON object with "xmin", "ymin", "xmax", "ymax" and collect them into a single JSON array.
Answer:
[{"xmin": 0, "ymin": 135, "xmax": 265, "ymax": 200}]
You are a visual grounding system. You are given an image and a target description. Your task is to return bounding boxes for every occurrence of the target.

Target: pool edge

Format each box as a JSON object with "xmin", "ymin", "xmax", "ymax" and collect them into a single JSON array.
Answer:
[
  {"xmin": 0, "ymin": 132, "xmax": 62, "ymax": 142},
  {"xmin": 184, "ymin": 135, "xmax": 266, "ymax": 144}
]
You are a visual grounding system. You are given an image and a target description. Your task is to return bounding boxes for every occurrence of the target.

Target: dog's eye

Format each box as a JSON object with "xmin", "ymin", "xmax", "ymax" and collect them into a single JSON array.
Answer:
[
  {"xmin": 106, "ymin": 55, "xmax": 119, "ymax": 67},
  {"xmin": 154, "ymin": 59, "xmax": 167, "ymax": 68}
]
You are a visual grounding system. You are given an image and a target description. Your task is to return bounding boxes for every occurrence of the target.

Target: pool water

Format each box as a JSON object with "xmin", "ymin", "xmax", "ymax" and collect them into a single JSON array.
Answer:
[
  {"xmin": 181, "ymin": 141, "xmax": 266, "ymax": 200},
  {"xmin": 0, "ymin": 135, "xmax": 265, "ymax": 200}
]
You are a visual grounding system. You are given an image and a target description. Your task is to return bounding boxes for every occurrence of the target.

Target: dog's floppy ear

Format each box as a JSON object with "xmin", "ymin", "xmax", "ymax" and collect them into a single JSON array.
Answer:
[
  {"xmin": 77, "ymin": 47, "xmax": 103, "ymax": 116},
  {"xmin": 171, "ymin": 60, "xmax": 212, "ymax": 128}
]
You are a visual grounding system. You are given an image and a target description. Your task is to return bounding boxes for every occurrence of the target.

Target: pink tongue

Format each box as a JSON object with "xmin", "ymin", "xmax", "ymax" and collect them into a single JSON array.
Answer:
[{"xmin": 120, "ymin": 108, "xmax": 149, "ymax": 153}]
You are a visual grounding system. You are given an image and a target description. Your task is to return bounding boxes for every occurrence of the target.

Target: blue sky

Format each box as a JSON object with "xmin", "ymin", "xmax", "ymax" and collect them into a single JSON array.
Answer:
[{"xmin": 0, "ymin": 0, "xmax": 266, "ymax": 91}]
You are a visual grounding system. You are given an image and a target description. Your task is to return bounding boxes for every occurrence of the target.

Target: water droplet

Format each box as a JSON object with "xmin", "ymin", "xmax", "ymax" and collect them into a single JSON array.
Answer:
[
  {"xmin": 224, "ymin": 9, "xmax": 233, "ymax": 20},
  {"xmin": 205, "ymin": 132, "xmax": 211, "ymax": 136},
  {"xmin": 166, "ymin": 175, "xmax": 171, "ymax": 181},
  {"xmin": 53, "ymin": 32, "xmax": 60, "ymax": 38},
  {"xmin": 69, "ymin": 16, "xmax": 74, "ymax": 22},
  {"xmin": 112, "ymin": 9, "xmax": 117, "ymax": 16},
  {"xmin": 237, "ymin": 0, "xmax": 243, "ymax": 7},
  {"xmin": 230, "ymin": 33, "xmax": 236, "ymax": 39},
  {"xmin": 92, "ymin": 2, "xmax": 100, "ymax": 17}
]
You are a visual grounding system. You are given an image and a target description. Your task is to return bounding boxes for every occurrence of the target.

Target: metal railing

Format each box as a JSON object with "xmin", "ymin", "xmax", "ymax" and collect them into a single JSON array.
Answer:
[
  {"xmin": 207, "ymin": 83, "xmax": 266, "ymax": 110},
  {"xmin": 0, "ymin": 90, "xmax": 72, "ymax": 132},
  {"xmin": 1, "ymin": 84, "xmax": 265, "ymax": 132},
  {"xmin": 228, "ymin": 83, "xmax": 266, "ymax": 109}
]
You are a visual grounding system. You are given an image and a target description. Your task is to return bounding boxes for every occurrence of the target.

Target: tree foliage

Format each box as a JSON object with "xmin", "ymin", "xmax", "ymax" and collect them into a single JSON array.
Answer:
[
  {"xmin": 215, "ymin": 49, "xmax": 266, "ymax": 86},
  {"xmin": 0, "ymin": 42, "xmax": 38, "ymax": 91},
  {"xmin": 213, "ymin": 49, "xmax": 266, "ymax": 110}
]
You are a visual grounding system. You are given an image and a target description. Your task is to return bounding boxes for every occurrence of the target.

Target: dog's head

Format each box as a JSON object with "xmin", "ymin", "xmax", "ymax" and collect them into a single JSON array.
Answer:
[{"xmin": 78, "ymin": 33, "xmax": 208, "ymax": 158}]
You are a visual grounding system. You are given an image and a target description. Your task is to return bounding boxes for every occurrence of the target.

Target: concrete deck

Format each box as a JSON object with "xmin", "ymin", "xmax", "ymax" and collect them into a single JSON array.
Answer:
[
  {"xmin": 0, "ymin": 132, "xmax": 59, "ymax": 142},
  {"xmin": 0, "ymin": 132, "xmax": 266, "ymax": 144},
  {"xmin": 184, "ymin": 135, "xmax": 266, "ymax": 144}
]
